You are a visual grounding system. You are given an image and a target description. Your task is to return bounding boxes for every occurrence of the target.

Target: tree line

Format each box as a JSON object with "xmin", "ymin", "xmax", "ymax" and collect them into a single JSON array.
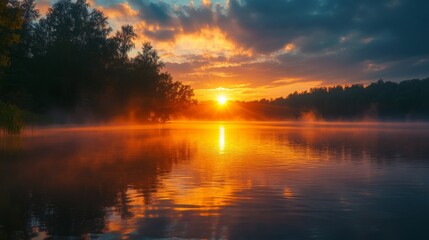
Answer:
[
  {"xmin": 1, "ymin": 0, "xmax": 428, "ymax": 131},
  {"xmin": 0, "ymin": 0, "xmax": 195, "ymax": 130},
  {"xmin": 181, "ymin": 78, "xmax": 429, "ymax": 121},
  {"xmin": 253, "ymin": 78, "xmax": 429, "ymax": 120}
]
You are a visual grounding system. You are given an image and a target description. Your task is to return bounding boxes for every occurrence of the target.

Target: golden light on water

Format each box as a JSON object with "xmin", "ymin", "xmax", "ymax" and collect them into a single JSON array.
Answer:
[
  {"xmin": 219, "ymin": 125, "xmax": 225, "ymax": 154},
  {"xmin": 9, "ymin": 122, "xmax": 425, "ymax": 238},
  {"xmin": 283, "ymin": 187, "xmax": 294, "ymax": 199}
]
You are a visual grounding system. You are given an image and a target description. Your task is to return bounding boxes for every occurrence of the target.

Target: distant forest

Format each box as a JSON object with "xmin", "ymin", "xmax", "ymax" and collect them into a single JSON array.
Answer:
[
  {"xmin": 184, "ymin": 78, "xmax": 429, "ymax": 121},
  {"xmin": 264, "ymin": 78, "xmax": 429, "ymax": 120},
  {"xmin": 1, "ymin": 0, "xmax": 429, "ymax": 132},
  {"xmin": 0, "ymin": 0, "xmax": 195, "ymax": 129}
]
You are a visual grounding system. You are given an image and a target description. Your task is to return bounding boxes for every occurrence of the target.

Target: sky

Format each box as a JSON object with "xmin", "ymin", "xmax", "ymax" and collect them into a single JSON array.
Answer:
[{"xmin": 36, "ymin": 0, "xmax": 429, "ymax": 101}]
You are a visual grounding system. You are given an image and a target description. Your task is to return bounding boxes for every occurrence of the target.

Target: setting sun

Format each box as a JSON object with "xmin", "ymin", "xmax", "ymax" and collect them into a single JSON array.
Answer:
[
  {"xmin": 217, "ymin": 95, "xmax": 228, "ymax": 105},
  {"xmin": 2, "ymin": 0, "xmax": 429, "ymax": 238}
]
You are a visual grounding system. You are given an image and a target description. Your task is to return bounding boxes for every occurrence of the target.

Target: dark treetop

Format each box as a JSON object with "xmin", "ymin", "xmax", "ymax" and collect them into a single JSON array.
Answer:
[{"xmin": 0, "ymin": 0, "xmax": 195, "ymax": 124}]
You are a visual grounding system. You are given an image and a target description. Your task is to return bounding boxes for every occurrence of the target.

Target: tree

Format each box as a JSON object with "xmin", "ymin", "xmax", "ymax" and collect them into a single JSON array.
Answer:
[
  {"xmin": 0, "ymin": 0, "xmax": 39, "ymax": 107},
  {"xmin": 0, "ymin": 0, "xmax": 22, "ymax": 71},
  {"xmin": 244, "ymin": 78, "xmax": 429, "ymax": 120},
  {"xmin": 126, "ymin": 42, "xmax": 195, "ymax": 122},
  {"xmin": 30, "ymin": 0, "xmax": 112, "ymax": 111},
  {"xmin": 0, "ymin": 0, "xmax": 196, "ymax": 124},
  {"xmin": 112, "ymin": 25, "xmax": 137, "ymax": 62}
]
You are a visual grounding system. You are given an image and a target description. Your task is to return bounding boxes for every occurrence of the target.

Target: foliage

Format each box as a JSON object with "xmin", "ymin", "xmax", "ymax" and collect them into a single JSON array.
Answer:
[
  {"xmin": 185, "ymin": 78, "xmax": 429, "ymax": 121},
  {"xmin": 253, "ymin": 78, "xmax": 429, "ymax": 120},
  {"xmin": 1, "ymin": 0, "xmax": 428, "ymax": 123},
  {"xmin": 0, "ymin": 0, "xmax": 195, "ymax": 124},
  {"xmin": 0, "ymin": 100, "xmax": 23, "ymax": 134},
  {"xmin": 0, "ymin": 0, "xmax": 22, "ymax": 70}
]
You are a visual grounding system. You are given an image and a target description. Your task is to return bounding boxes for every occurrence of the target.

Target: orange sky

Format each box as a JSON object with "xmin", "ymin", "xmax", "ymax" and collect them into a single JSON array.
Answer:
[{"xmin": 36, "ymin": 0, "xmax": 429, "ymax": 101}]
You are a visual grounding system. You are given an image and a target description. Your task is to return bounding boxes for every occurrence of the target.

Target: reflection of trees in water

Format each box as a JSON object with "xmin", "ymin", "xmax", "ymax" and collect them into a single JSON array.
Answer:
[
  {"xmin": 1, "ymin": 126, "xmax": 429, "ymax": 239},
  {"xmin": 266, "ymin": 127, "xmax": 429, "ymax": 164},
  {"xmin": 209, "ymin": 127, "xmax": 429, "ymax": 240},
  {"xmin": 0, "ymin": 130, "xmax": 195, "ymax": 238}
]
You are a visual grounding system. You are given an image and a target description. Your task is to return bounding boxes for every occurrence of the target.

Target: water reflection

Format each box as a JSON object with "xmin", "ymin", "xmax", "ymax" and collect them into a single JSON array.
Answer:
[
  {"xmin": 1, "ymin": 122, "xmax": 429, "ymax": 239},
  {"xmin": 219, "ymin": 125, "xmax": 225, "ymax": 154}
]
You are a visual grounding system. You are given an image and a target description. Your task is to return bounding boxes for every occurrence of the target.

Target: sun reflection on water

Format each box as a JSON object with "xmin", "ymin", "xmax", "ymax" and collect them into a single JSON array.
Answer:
[
  {"xmin": 3, "ymin": 122, "xmax": 429, "ymax": 239},
  {"xmin": 219, "ymin": 125, "xmax": 225, "ymax": 154}
]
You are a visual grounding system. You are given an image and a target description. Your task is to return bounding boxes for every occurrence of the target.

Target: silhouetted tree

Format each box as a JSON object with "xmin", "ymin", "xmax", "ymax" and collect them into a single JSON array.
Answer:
[
  {"xmin": 0, "ymin": 0, "xmax": 22, "ymax": 72},
  {"xmin": 28, "ymin": 0, "xmax": 112, "ymax": 111},
  {"xmin": 0, "ymin": 0, "xmax": 195, "ymax": 123},
  {"xmin": 1, "ymin": 0, "xmax": 38, "ymax": 107},
  {"xmin": 2, "ymin": 0, "xmax": 428, "ymax": 124},
  {"xmin": 112, "ymin": 25, "xmax": 136, "ymax": 62},
  {"xmin": 253, "ymin": 78, "xmax": 429, "ymax": 120}
]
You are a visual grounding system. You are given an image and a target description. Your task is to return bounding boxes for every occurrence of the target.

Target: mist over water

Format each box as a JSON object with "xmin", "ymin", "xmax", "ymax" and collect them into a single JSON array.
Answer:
[{"xmin": 1, "ymin": 122, "xmax": 429, "ymax": 239}]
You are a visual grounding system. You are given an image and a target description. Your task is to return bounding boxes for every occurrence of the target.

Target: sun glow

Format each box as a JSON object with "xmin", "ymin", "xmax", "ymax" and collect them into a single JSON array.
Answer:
[{"xmin": 217, "ymin": 95, "xmax": 228, "ymax": 105}]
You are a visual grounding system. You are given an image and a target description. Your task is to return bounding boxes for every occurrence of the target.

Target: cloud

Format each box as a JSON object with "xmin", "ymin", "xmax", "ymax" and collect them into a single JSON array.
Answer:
[
  {"xmin": 101, "ymin": 2, "xmax": 139, "ymax": 21},
  {"xmin": 36, "ymin": 0, "xmax": 429, "ymax": 100},
  {"xmin": 144, "ymin": 28, "xmax": 179, "ymax": 41}
]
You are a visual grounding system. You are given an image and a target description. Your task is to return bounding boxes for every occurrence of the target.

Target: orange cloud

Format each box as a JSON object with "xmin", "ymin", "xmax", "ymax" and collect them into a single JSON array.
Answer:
[
  {"xmin": 35, "ymin": 0, "xmax": 429, "ymax": 102},
  {"xmin": 156, "ymin": 27, "xmax": 252, "ymax": 63},
  {"xmin": 102, "ymin": 2, "xmax": 139, "ymax": 20}
]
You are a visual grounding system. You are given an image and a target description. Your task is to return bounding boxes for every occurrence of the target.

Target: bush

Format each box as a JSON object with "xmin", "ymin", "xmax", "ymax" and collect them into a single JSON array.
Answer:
[{"xmin": 0, "ymin": 101, "xmax": 23, "ymax": 134}]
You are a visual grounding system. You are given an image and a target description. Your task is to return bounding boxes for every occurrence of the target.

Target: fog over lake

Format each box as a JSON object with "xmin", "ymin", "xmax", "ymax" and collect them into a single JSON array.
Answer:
[{"xmin": 1, "ymin": 122, "xmax": 429, "ymax": 239}]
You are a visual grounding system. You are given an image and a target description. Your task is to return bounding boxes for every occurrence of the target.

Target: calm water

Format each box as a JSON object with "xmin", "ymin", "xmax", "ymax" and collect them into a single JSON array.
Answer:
[{"xmin": 1, "ymin": 122, "xmax": 429, "ymax": 239}]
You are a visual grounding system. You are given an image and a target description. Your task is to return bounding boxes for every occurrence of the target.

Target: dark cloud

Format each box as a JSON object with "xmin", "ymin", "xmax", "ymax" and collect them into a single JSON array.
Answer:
[
  {"xmin": 176, "ymin": 4, "xmax": 217, "ymax": 33},
  {"xmin": 99, "ymin": 0, "xmax": 429, "ymax": 97},
  {"xmin": 130, "ymin": 0, "xmax": 429, "ymax": 60},
  {"xmin": 144, "ymin": 28, "xmax": 178, "ymax": 41},
  {"xmin": 221, "ymin": 0, "xmax": 357, "ymax": 53},
  {"xmin": 222, "ymin": 0, "xmax": 429, "ymax": 61},
  {"xmin": 129, "ymin": 0, "xmax": 219, "ymax": 41},
  {"xmin": 131, "ymin": 0, "xmax": 173, "ymax": 25}
]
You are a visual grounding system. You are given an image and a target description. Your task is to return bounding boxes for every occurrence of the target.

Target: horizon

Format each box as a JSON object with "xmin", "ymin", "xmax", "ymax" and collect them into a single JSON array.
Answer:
[
  {"xmin": 35, "ymin": 0, "xmax": 429, "ymax": 101},
  {"xmin": 2, "ymin": 1, "xmax": 429, "ymax": 239}
]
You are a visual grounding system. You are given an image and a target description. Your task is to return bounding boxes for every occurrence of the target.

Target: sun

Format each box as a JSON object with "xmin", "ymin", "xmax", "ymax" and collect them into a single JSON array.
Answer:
[{"xmin": 217, "ymin": 95, "xmax": 228, "ymax": 105}]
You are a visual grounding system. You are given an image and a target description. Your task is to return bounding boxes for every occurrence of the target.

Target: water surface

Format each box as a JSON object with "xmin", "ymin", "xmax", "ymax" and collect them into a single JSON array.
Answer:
[{"xmin": 1, "ymin": 122, "xmax": 429, "ymax": 239}]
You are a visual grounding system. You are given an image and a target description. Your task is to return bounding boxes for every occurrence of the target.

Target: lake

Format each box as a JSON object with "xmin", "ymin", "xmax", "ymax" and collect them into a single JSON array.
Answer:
[{"xmin": 1, "ymin": 122, "xmax": 429, "ymax": 239}]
